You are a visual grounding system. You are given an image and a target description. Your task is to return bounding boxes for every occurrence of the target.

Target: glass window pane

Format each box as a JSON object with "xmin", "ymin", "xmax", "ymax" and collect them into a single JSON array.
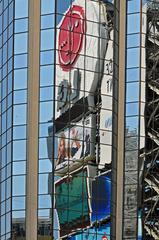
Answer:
[
  {"xmin": 12, "ymin": 176, "xmax": 26, "ymax": 196},
  {"xmin": 12, "ymin": 196, "xmax": 25, "ymax": 210},
  {"xmin": 127, "ymin": 48, "xmax": 140, "ymax": 68},
  {"xmin": 41, "ymin": 0, "xmax": 54, "ymax": 14},
  {"xmin": 14, "ymin": 33, "xmax": 28, "ymax": 54},
  {"xmin": 126, "ymin": 82, "xmax": 139, "ymax": 102},
  {"xmin": 3, "ymin": 43, "xmax": 7, "ymax": 64},
  {"xmin": 40, "ymin": 87, "xmax": 53, "ymax": 101},
  {"xmin": 40, "ymin": 65, "xmax": 54, "ymax": 87},
  {"xmin": 125, "ymin": 136, "xmax": 138, "ymax": 151},
  {"xmin": 1, "ymin": 181, "xmax": 5, "ymax": 202},
  {"xmin": 8, "ymin": 57, "xmax": 13, "ymax": 74},
  {"xmin": 39, "ymin": 138, "xmax": 49, "ymax": 159},
  {"xmin": 12, "ymin": 210, "xmax": 25, "ymax": 219},
  {"xmin": 2, "ymin": 63, "xmax": 7, "ymax": 78},
  {"xmin": 13, "ymin": 140, "xmax": 26, "ymax": 161},
  {"xmin": 13, "ymin": 161, "xmax": 26, "ymax": 175},
  {"xmin": 2, "ymin": 79, "xmax": 7, "ymax": 99},
  {"xmin": 39, "ymin": 159, "xmax": 52, "ymax": 173},
  {"xmin": 127, "ymin": 34, "xmax": 140, "ymax": 48},
  {"xmin": 7, "ymin": 107, "xmax": 12, "ymax": 128},
  {"xmin": 8, "ymin": 22, "xmax": 13, "ymax": 37},
  {"xmin": 4, "ymin": 0, "xmax": 9, "ymax": 9},
  {"xmin": 40, "ymin": 50, "xmax": 54, "ymax": 65},
  {"xmin": 14, "ymin": 69, "xmax": 27, "ymax": 90},
  {"xmin": 38, "ymin": 209, "xmax": 50, "ymax": 218},
  {"xmin": 127, "ymin": 0, "xmax": 140, "ymax": 13},
  {"xmin": 13, "ymin": 126, "xmax": 26, "ymax": 140},
  {"xmin": 38, "ymin": 195, "xmax": 51, "ymax": 208},
  {"xmin": 14, "ymin": 90, "xmax": 27, "ymax": 104},
  {"xmin": 7, "ymin": 143, "xmax": 12, "ymax": 164},
  {"xmin": 6, "ymin": 198, "xmax": 11, "ymax": 212},
  {"xmin": 8, "ymin": 72, "xmax": 13, "ymax": 93},
  {"xmin": 0, "ymin": 1, "xmax": 2, "ymax": 16},
  {"xmin": 3, "ymin": 7, "xmax": 8, "ymax": 30},
  {"xmin": 126, "ymin": 68, "xmax": 139, "ymax": 82},
  {"xmin": 126, "ymin": 102, "xmax": 139, "ymax": 116},
  {"xmin": 15, "ymin": 18, "xmax": 28, "ymax": 33},
  {"xmin": 125, "ymin": 117, "xmax": 139, "ymax": 134},
  {"xmin": 8, "ymin": 37, "xmax": 13, "ymax": 59},
  {"xmin": 9, "ymin": 1, "xmax": 14, "ymax": 24},
  {"xmin": 57, "ymin": 0, "xmax": 71, "ymax": 14},
  {"xmin": 41, "ymin": 14, "xmax": 54, "ymax": 29},
  {"xmin": 1, "ymin": 215, "xmax": 5, "ymax": 235},
  {"xmin": 15, "ymin": 0, "xmax": 28, "ymax": 18},
  {"xmin": 127, "ymin": 13, "xmax": 140, "ymax": 34},
  {"xmin": 13, "ymin": 104, "xmax": 27, "ymax": 125},
  {"xmin": 39, "ymin": 123, "xmax": 52, "ymax": 137},
  {"xmin": 38, "ymin": 174, "xmax": 49, "ymax": 194},
  {"xmin": 2, "ymin": 113, "xmax": 6, "ymax": 134},
  {"xmin": 7, "ymin": 164, "xmax": 11, "ymax": 178},
  {"xmin": 40, "ymin": 102, "xmax": 53, "ymax": 122},
  {"xmin": 6, "ymin": 213, "xmax": 11, "ymax": 233},
  {"xmin": 3, "ymin": 29, "xmax": 7, "ymax": 45},
  {"xmin": 41, "ymin": 29, "xmax": 54, "ymax": 50},
  {"xmin": 14, "ymin": 54, "xmax": 28, "ymax": 69},
  {"xmin": 6, "ymin": 177, "xmax": 11, "ymax": 198},
  {"xmin": 7, "ymin": 129, "xmax": 12, "ymax": 143}
]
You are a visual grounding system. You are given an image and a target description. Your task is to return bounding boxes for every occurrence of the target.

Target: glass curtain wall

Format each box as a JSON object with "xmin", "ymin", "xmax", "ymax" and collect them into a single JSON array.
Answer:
[
  {"xmin": 123, "ymin": 0, "xmax": 145, "ymax": 239},
  {"xmin": 125, "ymin": 0, "xmax": 159, "ymax": 239},
  {"xmin": 12, "ymin": 0, "xmax": 28, "ymax": 239},
  {"xmin": 0, "ymin": 0, "xmax": 28, "ymax": 239},
  {"xmin": 38, "ymin": 0, "xmax": 55, "ymax": 239},
  {"xmin": 0, "ymin": 0, "xmax": 14, "ymax": 239},
  {"xmin": 143, "ymin": 0, "xmax": 159, "ymax": 239},
  {"xmin": 123, "ymin": 0, "xmax": 155, "ymax": 239},
  {"xmin": 45, "ymin": 0, "xmax": 116, "ymax": 239}
]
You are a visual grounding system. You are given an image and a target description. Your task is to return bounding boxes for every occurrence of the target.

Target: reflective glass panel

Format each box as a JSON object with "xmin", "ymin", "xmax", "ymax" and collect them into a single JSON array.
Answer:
[
  {"xmin": 41, "ymin": 0, "xmax": 55, "ymax": 14},
  {"xmin": 12, "ymin": 176, "xmax": 26, "ymax": 196},
  {"xmin": 15, "ymin": 0, "xmax": 28, "ymax": 18}
]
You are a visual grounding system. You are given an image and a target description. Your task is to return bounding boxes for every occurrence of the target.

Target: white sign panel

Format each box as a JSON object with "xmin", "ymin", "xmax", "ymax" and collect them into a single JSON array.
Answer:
[{"xmin": 99, "ymin": 30, "xmax": 113, "ymax": 166}]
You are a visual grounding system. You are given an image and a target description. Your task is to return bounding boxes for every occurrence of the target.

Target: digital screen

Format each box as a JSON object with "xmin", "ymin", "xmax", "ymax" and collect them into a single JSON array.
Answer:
[
  {"xmin": 55, "ymin": 168, "xmax": 91, "ymax": 237},
  {"xmin": 91, "ymin": 172, "xmax": 111, "ymax": 223}
]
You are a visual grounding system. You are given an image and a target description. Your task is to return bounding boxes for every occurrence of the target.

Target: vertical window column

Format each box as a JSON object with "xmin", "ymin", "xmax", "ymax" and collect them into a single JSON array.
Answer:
[
  {"xmin": 37, "ymin": 1, "xmax": 55, "ymax": 239},
  {"xmin": 12, "ymin": 0, "xmax": 29, "ymax": 239},
  {"xmin": 122, "ymin": 0, "xmax": 141, "ymax": 239},
  {"xmin": 0, "ymin": 1, "xmax": 14, "ymax": 239}
]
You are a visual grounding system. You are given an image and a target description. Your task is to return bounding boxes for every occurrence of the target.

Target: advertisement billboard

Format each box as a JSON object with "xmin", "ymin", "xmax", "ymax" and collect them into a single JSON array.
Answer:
[
  {"xmin": 55, "ymin": 0, "xmax": 109, "ymax": 120},
  {"xmin": 55, "ymin": 0, "xmax": 114, "ymax": 169},
  {"xmin": 53, "ymin": 169, "xmax": 111, "ymax": 238},
  {"xmin": 91, "ymin": 171, "xmax": 111, "ymax": 223},
  {"xmin": 51, "ymin": 0, "xmax": 114, "ymax": 239},
  {"xmin": 54, "ymin": 166, "xmax": 96, "ymax": 238},
  {"xmin": 54, "ymin": 114, "xmax": 96, "ymax": 175}
]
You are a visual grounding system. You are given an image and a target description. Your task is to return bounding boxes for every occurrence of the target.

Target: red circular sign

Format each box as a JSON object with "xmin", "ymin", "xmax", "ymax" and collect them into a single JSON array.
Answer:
[{"xmin": 58, "ymin": 5, "xmax": 86, "ymax": 71}]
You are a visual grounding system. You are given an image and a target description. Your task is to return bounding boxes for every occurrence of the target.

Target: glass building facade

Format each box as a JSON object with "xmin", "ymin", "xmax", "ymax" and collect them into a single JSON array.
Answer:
[
  {"xmin": 0, "ymin": 0, "xmax": 28, "ymax": 239},
  {"xmin": 0, "ymin": 0, "xmax": 158, "ymax": 240}
]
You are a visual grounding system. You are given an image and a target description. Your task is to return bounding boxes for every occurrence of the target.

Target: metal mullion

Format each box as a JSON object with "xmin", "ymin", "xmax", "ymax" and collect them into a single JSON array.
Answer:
[{"xmin": 52, "ymin": 0, "xmax": 57, "ymax": 238}]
